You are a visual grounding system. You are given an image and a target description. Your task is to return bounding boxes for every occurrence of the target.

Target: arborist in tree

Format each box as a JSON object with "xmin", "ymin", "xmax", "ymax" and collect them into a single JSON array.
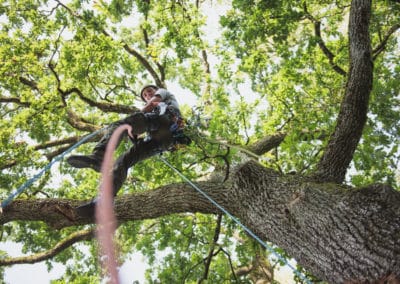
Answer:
[{"xmin": 67, "ymin": 85, "xmax": 191, "ymax": 217}]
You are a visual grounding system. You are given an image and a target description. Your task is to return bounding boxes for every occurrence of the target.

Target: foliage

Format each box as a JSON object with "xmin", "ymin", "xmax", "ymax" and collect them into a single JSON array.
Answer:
[{"xmin": 0, "ymin": 0, "xmax": 399, "ymax": 283}]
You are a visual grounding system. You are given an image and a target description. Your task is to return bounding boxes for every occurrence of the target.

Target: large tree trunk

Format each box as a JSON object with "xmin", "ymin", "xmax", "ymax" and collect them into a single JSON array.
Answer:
[
  {"xmin": 229, "ymin": 161, "xmax": 400, "ymax": 283},
  {"xmin": 2, "ymin": 161, "xmax": 399, "ymax": 282}
]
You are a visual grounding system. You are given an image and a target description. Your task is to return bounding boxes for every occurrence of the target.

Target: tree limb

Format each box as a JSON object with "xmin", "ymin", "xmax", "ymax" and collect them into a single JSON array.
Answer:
[
  {"xmin": 0, "ymin": 96, "xmax": 30, "ymax": 107},
  {"xmin": 33, "ymin": 136, "xmax": 82, "ymax": 150},
  {"xmin": 63, "ymin": 87, "xmax": 138, "ymax": 114},
  {"xmin": 303, "ymin": 3, "xmax": 347, "ymax": 77},
  {"xmin": 0, "ymin": 182, "xmax": 224, "ymax": 228},
  {"xmin": 19, "ymin": 76, "xmax": 39, "ymax": 91},
  {"xmin": 199, "ymin": 214, "xmax": 222, "ymax": 283},
  {"xmin": 247, "ymin": 132, "xmax": 287, "ymax": 155},
  {"xmin": 66, "ymin": 109, "xmax": 100, "ymax": 132},
  {"xmin": 372, "ymin": 23, "xmax": 400, "ymax": 61},
  {"xmin": 101, "ymin": 30, "xmax": 164, "ymax": 88},
  {"xmin": 313, "ymin": 0, "xmax": 373, "ymax": 183},
  {"xmin": 0, "ymin": 228, "xmax": 94, "ymax": 266}
]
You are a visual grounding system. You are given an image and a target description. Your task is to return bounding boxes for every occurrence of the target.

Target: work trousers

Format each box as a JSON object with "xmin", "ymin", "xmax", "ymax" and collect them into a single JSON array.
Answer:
[{"xmin": 93, "ymin": 111, "xmax": 176, "ymax": 196}]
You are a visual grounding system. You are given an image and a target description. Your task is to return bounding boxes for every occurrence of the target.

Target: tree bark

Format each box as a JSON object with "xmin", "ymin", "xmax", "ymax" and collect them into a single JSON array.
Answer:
[
  {"xmin": 229, "ymin": 161, "xmax": 400, "ymax": 283},
  {"xmin": 314, "ymin": 0, "xmax": 373, "ymax": 183},
  {"xmin": 1, "ymin": 161, "xmax": 399, "ymax": 282}
]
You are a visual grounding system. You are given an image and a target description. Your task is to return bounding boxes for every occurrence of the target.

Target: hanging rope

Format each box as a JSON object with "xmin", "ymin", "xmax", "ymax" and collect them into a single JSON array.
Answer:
[
  {"xmin": 0, "ymin": 128, "xmax": 105, "ymax": 212},
  {"xmin": 96, "ymin": 124, "xmax": 134, "ymax": 284},
  {"xmin": 158, "ymin": 155, "xmax": 312, "ymax": 284}
]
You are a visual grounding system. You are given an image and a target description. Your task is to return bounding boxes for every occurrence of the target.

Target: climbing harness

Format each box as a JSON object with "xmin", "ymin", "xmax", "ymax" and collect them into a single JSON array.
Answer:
[
  {"xmin": 159, "ymin": 155, "xmax": 312, "ymax": 284},
  {"xmin": 0, "ymin": 128, "xmax": 105, "ymax": 213}
]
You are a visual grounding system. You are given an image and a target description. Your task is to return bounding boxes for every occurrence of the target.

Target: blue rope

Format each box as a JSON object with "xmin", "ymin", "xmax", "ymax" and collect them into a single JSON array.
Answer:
[
  {"xmin": 0, "ymin": 128, "xmax": 104, "ymax": 210},
  {"xmin": 158, "ymin": 155, "xmax": 312, "ymax": 284}
]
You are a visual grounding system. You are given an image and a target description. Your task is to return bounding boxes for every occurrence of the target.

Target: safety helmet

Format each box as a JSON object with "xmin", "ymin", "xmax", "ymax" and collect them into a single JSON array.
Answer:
[{"xmin": 140, "ymin": 84, "xmax": 159, "ymax": 101}]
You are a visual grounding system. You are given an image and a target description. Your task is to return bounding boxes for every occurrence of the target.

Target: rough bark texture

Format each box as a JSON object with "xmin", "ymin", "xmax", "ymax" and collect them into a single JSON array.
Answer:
[
  {"xmin": 228, "ymin": 161, "xmax": 400, "ymax": 283},
  {"xmin": 314, "ymin": 0, "xmax": 373, "ymax": 183}
]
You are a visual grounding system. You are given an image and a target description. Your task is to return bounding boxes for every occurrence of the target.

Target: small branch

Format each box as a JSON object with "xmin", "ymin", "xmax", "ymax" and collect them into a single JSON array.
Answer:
[
  {"xmin": 0, "ymin": 96, "xmax": 31, "ymax": 107},
  {"xmin": 102, "ymin": 29, "xmax": 164, "ymax": 88},
  {"xmin": 33, "ymin": 136, "xmax": 81, "ymax": 150},
  {"xmin": 0, "ymin": 228, "xmax": 94, "ymax": 266},
  {"xmin": 0, "ymin": 160, "xmax": 17, "ymax": 170},
  {"xmin": 372, "ymin": 23, "xmax": 400, "ymax": 61},
  {"xmin": 19, "ymin": 76, "xmax": 40, "ymax": 91},
  {"xmin": 55, "ymin": 0, "xmax": 164, "ymax": 87},
  {"xmin": 198, "ymin": 214, "xmax": 222, "ymax": 283},
  {"xmin": 303, "ymin": 3, "xmax": 347, "ymax": 76},
  {"xmin": 64, "ymin": 87, "xmax": 138, "ymax": 114}
]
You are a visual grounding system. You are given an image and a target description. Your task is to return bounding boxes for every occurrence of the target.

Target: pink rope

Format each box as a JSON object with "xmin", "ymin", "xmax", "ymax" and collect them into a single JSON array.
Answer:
[{"xmin": 96, "ymin": 124, "xmax": 133, "ymax": 284}]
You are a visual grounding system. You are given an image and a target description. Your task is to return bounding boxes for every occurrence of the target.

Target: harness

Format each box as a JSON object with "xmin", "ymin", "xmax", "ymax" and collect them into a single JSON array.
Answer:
[{"xmin": 130, "ymin": 102, "xmax": 191, "ymax": 150}]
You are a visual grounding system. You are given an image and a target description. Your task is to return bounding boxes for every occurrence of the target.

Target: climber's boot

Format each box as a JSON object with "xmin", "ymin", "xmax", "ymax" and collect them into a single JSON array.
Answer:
[{"xmin": 67, "ymin": 152, "xmax": 104, "ymax": 172}]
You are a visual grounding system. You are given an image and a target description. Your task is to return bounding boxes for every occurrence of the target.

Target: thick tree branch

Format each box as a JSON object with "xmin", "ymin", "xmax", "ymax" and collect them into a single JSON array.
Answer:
[
  {"xmin": 243, "ymin": 130, "xmax": 327, "ymax": 157},
  {"xmin": 247, "ymin": 132, "xmax": 286, "ymax": 155},
  {"xmin": 313, "ymin": 0, "xmax": 373, "ymax": 183},
  {"xmin": 33, "ymin": 136, "xmax": 81, "ymax": 150},
  {"xmin": 66, "ymin": 109, "xmax": 99, "ymax": 132},
  {"xmin": 0, "ymin": 182, "xmax": 224, "ymax": 228},
  {"xmin": 0, "ymin": 229, "xmax": 94, "ymax": 266}
]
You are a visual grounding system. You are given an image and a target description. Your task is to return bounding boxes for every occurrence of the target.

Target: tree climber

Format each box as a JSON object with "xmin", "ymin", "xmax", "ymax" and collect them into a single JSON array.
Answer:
[{"xmin": 67, "ymin": 85, "xmax": 191, "ymax": 217}]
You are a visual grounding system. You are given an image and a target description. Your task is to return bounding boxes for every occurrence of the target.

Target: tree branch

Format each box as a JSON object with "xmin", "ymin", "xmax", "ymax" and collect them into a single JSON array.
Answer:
[
  {"xmin": 372, "ymin": 23, "xmax": 400, "ymax": 61},
  {"xmin": 33, "ymin": 136, "xmax": 81, "ymax": 150},
  {"xmin": 0, "ymin": 96, "xmax": 31, "ymax": 107},
  {"xmin": 313, "ymin": 0, "xmax": 373, "ymax": 183},
  {"xmin": 0, "ymin": 160, "xmax": 17, "ymax": 171},
  {"xmin": 63, "ymin": 87, "xmax": 138, "ymax": 114},
  {"xmin": 303, "ymin": 3, "xmax": 347, "ymax": 77},
  {"xmin": 247, "ymin": 132, "xmax": 287, "ymax": 155},
  {"xmin": 0, "ymin": 182, "xmax": 224, "ymax": 228},
  {"xmin": 19, "ymin": 76, "xmax": 40, "ymax": 91},
  {"xmin": 66, "ymin": 109, "xmax": 100, "ymax": 132},
  {"xmin": 0, "ymin": 228, "xmax": 94, "ymax": 266},
  {"xmin": 199, "ymin": 214, "xmax": 222, "ymax": 283},
  {"xmin": 55, "ymin": 0, "xmax": 164, "ymax": 87}
]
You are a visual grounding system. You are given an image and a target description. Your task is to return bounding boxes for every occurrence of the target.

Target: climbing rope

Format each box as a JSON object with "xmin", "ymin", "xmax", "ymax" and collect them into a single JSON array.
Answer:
[
  {"xmin": 96, "ymin": 125, "xmax": 134, "ymax": 284},
  {"xmin": 0, "ymin": 128, "xmax": 105, "ymax": 212},
  {"xmin": 158, "ymin": 155, "xmax": 312, "ymax": 284}
]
